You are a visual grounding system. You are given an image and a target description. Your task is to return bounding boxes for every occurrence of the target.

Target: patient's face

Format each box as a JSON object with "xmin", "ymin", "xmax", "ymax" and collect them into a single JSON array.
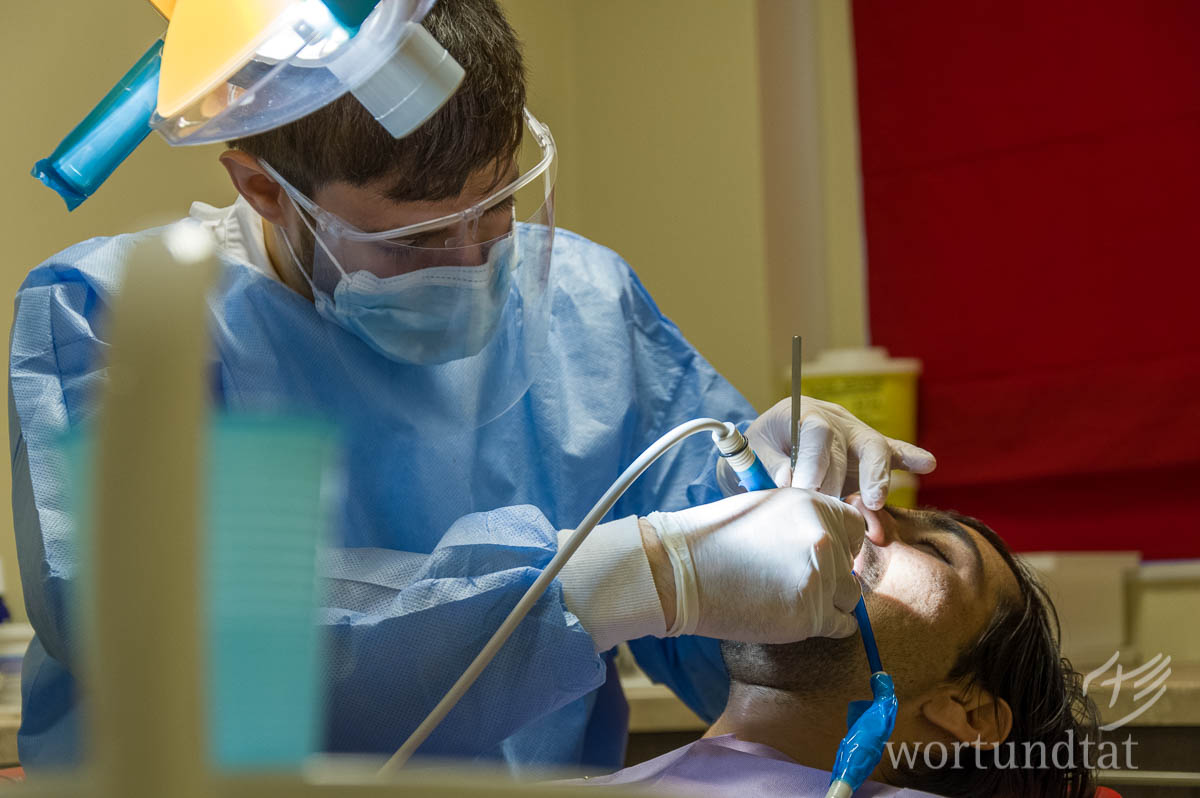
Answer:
[
  {"xmin": 850, "ymin": 499, "xmax": 1020, "ymax": 698},
  {"xmin": 724, "ymin": 498, "xmax": 1020, "ymax": 700}
]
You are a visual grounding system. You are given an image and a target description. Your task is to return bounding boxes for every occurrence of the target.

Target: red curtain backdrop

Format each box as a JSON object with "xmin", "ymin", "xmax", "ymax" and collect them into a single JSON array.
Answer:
[{"xmin": 851, "ymin": 0, "xmax": 1200, "ymax": 558}]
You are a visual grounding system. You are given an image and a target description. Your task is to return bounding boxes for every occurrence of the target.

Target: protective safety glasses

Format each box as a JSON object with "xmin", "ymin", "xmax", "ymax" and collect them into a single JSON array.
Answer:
[{"xmin": 259, "ymin": 108, "xmax": 555, "ymax": 280}]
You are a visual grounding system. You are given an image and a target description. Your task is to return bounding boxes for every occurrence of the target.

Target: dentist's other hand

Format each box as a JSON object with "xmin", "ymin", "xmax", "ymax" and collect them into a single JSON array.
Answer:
[
  {"xmin": 644, "ymin": 488, "xmax": 866, "ymax": 643},
  {"xmin": 719, "ymin": 397, "xmax": 936, "ymax": 510}
]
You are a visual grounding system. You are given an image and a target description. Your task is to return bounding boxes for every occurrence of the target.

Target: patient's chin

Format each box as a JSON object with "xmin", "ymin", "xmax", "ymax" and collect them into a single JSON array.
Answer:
[
  {"xmin": 721, "ymin": 634, "xmax": 864, "ymax": 696},
  {"xmin": 783, "ymin": 635, "xmax": 866, "ymax": 694}
]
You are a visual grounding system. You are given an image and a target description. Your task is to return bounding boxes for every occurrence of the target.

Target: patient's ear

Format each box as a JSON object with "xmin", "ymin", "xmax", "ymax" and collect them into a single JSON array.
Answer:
[{"xmin": 921, "ymin": 683, "xmax": 1013, "ymax": 749}]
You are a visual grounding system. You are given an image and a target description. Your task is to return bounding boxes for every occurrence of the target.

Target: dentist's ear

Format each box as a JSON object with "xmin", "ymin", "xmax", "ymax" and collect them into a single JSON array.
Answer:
[
  {"xmin": 921, "ymin": 683, "xmax": 1013, "ymax": 750},
  {"xmin": 219, "ymin": 150, "xmax": 288, "ymax": 226}
]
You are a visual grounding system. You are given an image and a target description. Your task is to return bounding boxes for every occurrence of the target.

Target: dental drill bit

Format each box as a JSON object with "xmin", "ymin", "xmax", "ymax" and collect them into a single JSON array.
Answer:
[{"xmin": 791, "ymin": 335, "xmax": 802, "ymax": 474}]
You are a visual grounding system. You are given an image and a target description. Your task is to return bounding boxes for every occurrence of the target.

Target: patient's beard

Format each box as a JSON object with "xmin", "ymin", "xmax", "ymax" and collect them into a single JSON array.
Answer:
[
  {"xmin": 856, "ymin": 538, "xmax": 888, "ymax": 596},
  {"xmin": 722, "ymin": 541, "xmax": 888, "ymax": 698}
]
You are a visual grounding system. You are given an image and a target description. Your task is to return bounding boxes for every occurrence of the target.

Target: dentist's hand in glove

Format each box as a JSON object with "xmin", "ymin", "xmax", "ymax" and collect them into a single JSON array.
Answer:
[
  {"xmin": 643, "ymin": 489, "xmax": 866, "ymax": 642},
  {"xmin": 555, "ymin": 488, "xmax": 866, "ymax": 651},
  {"xmin": 719, "ymin": 397, "xmax": 937, "ymax": 510}
]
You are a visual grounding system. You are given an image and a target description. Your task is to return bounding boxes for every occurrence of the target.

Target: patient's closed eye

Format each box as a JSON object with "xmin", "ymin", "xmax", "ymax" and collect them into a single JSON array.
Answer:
[{"xmin": 916, "ymin": 539, "xmax": 950, "ymax": 564}]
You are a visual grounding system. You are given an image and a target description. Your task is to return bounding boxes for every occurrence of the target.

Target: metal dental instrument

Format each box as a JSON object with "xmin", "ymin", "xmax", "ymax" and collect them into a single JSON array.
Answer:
[{"xmin": 791, "ymin": 335, "xmax": 802, "ymax": 474}]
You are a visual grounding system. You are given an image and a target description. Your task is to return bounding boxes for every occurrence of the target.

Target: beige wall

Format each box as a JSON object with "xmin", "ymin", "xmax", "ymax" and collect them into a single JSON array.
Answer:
[
  {"xmin": 1, "ymin": 2, "xmax": 236, "ymax": 620},
  {"xmin": 504, "ymin": 0, "xmax": 870, "ymax": 403},
  {"xmin": 502, "ymin": 0, "xmax": 776, "ymax": 413}
]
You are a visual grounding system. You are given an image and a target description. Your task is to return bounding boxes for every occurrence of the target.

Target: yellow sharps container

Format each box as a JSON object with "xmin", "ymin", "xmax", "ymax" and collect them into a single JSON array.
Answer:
[{"xmin": 795, "ymin": 347, "xmax": 922, "ymax": 508}]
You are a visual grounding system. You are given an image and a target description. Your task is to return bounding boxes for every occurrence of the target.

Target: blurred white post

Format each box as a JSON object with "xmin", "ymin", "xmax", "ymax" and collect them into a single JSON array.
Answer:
[
  {"xmin": 758, "ymin": 0, "xmax": 870, "ymax": 395},
  {"xmin": 814, "ymin": 0, "xmax": 870, "ymax": 351},
  {"xmin": 86, "ymin": 223, "xmax": 217, "ymax": 798}
]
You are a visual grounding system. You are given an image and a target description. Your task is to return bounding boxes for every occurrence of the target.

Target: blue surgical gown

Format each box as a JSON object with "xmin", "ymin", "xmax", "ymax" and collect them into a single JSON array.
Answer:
[{"xmin": 8, "ymin": 199, "xmax": 755, "ymax": 774}]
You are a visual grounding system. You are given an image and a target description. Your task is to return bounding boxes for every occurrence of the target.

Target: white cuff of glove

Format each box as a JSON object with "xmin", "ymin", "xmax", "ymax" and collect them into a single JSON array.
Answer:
[
  {"xmin": 643, "ymin": 511, "xmax": 700, "ymax": 638},
  {"xmin": 557, "ymin": 516, "xmax": 667, "ymax": 653}
]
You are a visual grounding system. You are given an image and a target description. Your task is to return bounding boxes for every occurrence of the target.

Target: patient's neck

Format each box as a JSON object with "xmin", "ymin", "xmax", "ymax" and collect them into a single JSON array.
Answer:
[{"xmin": 705, "ymin": 681, "xmax": 858, "ymax": 772}]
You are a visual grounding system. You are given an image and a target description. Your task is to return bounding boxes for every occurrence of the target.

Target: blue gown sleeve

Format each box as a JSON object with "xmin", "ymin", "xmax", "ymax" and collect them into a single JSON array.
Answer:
[
  {"xmin": 8, "ymin": 264, "xmax": 605, "ymax": 760},
  {"xmin": 608, "ymin": 265, "xmax": 760, "ymax": 723},
  {"xmin": 316, "ymin": 507, "xmax": 605, "ymax": 755}
]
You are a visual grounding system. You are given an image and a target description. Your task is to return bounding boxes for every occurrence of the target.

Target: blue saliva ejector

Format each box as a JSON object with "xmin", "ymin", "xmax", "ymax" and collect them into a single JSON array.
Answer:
[{"xmin": 825, "ymin": 584, "xmax": 899, "ymax": 798}]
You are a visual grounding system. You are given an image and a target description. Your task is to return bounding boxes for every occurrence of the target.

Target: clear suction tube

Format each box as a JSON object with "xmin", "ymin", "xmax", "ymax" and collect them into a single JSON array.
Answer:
[{"xmin": 32, "ymin": 39, "xmax": 163, "ymax": 211}]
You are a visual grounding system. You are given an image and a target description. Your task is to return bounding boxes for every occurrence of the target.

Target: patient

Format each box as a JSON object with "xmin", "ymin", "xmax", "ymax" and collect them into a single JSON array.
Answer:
[{"xmin": 572, "ymin": 497, "xmax": 1102, "ymax": 798}]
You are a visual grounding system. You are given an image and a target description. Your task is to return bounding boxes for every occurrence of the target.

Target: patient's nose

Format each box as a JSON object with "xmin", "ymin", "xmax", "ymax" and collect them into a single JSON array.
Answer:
[{"xmin": 848, "ymin": 493, "xmax": 898, "ymax": 546}]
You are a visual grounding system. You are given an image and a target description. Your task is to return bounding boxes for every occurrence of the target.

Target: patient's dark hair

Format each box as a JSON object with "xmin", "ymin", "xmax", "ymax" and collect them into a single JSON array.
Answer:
[
  {"xmin": 894, "ymin": 512, "xmax": 1100, "ymax": 798},
  {"xmin": 722, "ymin": 511, "xmax": 1100, "ymax": 798},
  {"xmin": 230, "ymin": 0, "xmax": 525, "ymax": 201}
]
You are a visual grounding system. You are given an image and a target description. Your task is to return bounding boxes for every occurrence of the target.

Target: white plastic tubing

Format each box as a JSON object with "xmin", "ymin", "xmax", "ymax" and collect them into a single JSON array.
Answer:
[{"xmin": 378, "ymin": 418, "xmax": 744, "ymax": 777}]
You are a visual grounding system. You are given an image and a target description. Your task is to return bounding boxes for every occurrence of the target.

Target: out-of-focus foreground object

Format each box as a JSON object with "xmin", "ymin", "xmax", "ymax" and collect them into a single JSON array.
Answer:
[
  {"xmin": 84, "ymin": 221, "xmax": 217, "ymax": 797},
  {"xmin": 69, "ymin": 220, "xmax": 340, "ymax": 786}
]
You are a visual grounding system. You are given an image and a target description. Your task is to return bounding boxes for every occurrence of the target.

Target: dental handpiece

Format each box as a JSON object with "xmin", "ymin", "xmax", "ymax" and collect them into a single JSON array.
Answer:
[{"xmin": 712, "ymin": 424, "xmax": 777, "ymax": 491}]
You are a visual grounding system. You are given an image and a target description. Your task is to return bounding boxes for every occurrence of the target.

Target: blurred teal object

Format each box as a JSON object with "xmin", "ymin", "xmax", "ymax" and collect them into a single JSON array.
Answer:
[
  {"xmin": 207, "ymin": 414, "xmax": 339, "ymax": 769},
  {"xmin": 64, "ymin": 414, "xmax": 339, "ymax": 769},
  {"xmin": 32, "ymin": 39, "xmax": 162, "ymax": 211}
]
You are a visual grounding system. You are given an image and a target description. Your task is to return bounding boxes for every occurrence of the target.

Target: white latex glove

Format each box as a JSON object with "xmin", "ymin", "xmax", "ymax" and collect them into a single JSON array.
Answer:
[
  {"xmin": 718, "ymin": 397, "xmax": 937, "ymax": 510},
  {"xmin": 645, "ymin": 488, "xmax": 865, "ymax": 643}
]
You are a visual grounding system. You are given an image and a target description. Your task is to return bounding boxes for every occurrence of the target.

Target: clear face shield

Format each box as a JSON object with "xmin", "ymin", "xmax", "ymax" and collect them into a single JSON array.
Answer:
[{"xmin": 261, "ymin": 109, "xmax": 556, "ymax": 429}]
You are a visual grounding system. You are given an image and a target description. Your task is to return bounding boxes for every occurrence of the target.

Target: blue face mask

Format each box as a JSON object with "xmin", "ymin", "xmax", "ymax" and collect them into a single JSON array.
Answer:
[
  {"xmin": 257, "ymin": 108, "xmax": 556, "ymax": 377},
  {"xmin": 279, "ymin": 223, "xmax": 519, "ymax": 365}
]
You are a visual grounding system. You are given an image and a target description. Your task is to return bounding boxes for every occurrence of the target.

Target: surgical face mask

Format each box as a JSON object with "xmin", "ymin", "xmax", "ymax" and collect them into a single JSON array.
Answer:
[
  {"xmin": 326, "ymin": 236, "xmax": 517, "ymax": 365},
  {"xmin": 260, "ymin": 109, "xmax": 556, "ymax": 368},
  {"xmin": 275, "ymin": 221, "xmax": 519, "ymax": 365}
]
